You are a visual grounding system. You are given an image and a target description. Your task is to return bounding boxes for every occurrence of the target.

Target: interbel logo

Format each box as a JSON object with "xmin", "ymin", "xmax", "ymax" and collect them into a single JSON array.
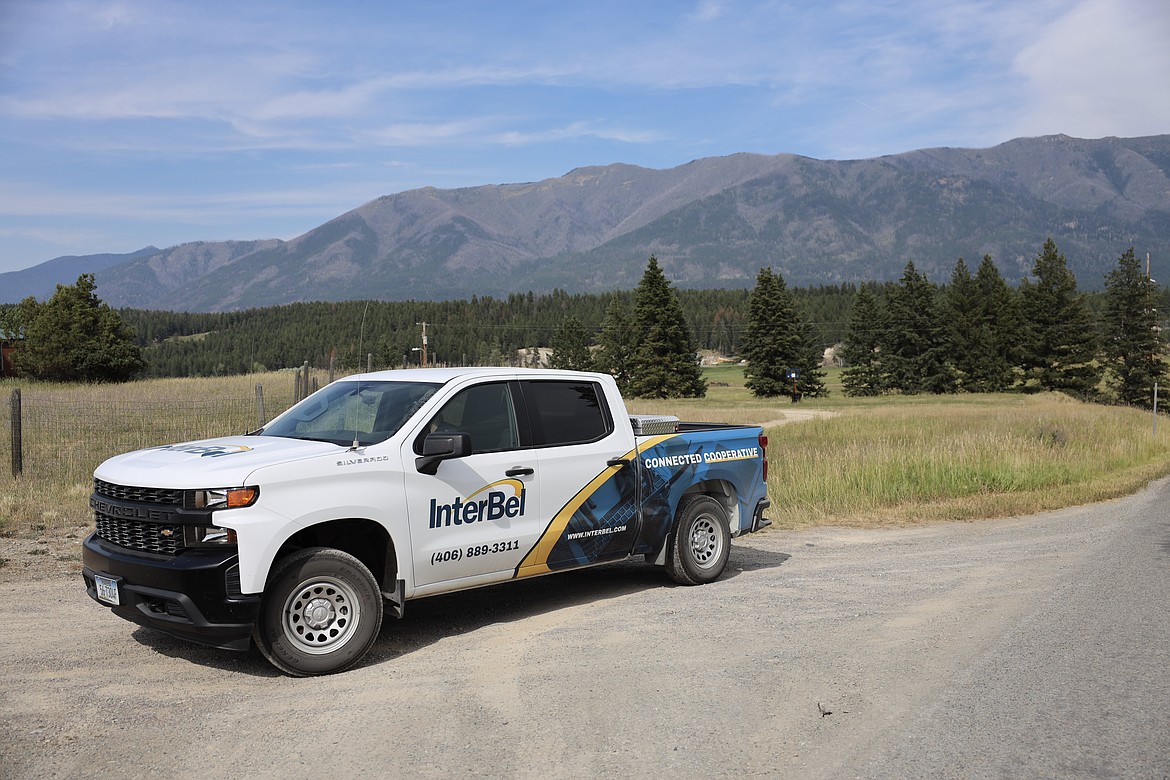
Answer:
[
  {"xmin": 429, "ymin": 479, "xmax": 526, "ymax": 529},
  {"xmin": 155, "ymin": 443, "xmax": 253, "ymax": 458}
]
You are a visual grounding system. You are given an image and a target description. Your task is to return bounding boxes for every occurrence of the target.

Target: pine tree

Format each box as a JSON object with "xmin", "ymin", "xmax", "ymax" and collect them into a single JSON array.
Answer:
[
  {"xmin": 971, "ymin": 255, "xmax": 1018, "ymax": 391},
  {"xmin": 943, "ymin": 258, "xmax": 983, "ymax": 390},
  {"xmin": 882, "ymin": 262, "xmax": 955, "ymax": 394},
  {"xmin": 594, "ymin": 297, "xmax": 637, "ymax": 393},
  {"xmin": 840, "ymin": 285, "xmax": 886, "ymax": 396},
  {"xmin": 13, "ymin": 274, "xmax": 146, "ymax": 382},
  {"xmin": 1018, "ymin": 238, "xmax": 1101, "ymax": 397},
  {"xmin": 1101, "ymin": 247, "xmax": 1165, "ymax": 406},
  {"xmin": 742, "ymin": 267, "xmax": 800, "ymax": 397},
  {"xmin": 627, "ymin": 256, "xmax": 707, "ymax": 398},
  {"xmin": 548, "ymin": 314, "xmax": 594, "ymax": 371},
  {"xmin": 791, "ymin": 316, "xmax": 828, "ymax": 398},
  {"xmin": 944, "ymin": 256, "xmax": 1016, "ymax": 392}
]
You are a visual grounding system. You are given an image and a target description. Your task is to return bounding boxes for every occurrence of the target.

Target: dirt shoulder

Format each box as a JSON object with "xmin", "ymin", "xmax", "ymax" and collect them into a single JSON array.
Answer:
[
  {"xmin": 3, "ymin": 483, "xmax": 1167, "ymax": 779},
  {"xmin": 0, "ymin": 525, "xmax": 89, "ymax": 583}
]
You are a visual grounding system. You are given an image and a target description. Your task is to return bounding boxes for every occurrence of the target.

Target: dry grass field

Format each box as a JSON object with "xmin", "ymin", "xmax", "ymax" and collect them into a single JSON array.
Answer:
[
  {"xmin": 1, "ymin": 371, "xmax": 307, "ymax": 535},
  {"xmin": 3, "ymin": 365, "xmax": 1170, "ymax": 549},
  {"xmin": 627, "ymin": 365, "xmax": 1170, "ymax": 529}
]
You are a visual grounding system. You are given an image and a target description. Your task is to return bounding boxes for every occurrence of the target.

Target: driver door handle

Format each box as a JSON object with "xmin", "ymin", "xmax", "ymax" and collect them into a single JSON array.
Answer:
[{"xmin": 506, "ymin": 467, "xmax": 535, "ymax": 477}]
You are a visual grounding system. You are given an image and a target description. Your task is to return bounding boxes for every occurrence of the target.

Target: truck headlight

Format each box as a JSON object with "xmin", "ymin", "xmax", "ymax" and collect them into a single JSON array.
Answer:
[
  {"xmin": 185, "ymin": 525, "xmax": 238, "ymax": 546},
  {"xmin": 191, "ymin": 486, "xmax": 259, "ymax": 510}
]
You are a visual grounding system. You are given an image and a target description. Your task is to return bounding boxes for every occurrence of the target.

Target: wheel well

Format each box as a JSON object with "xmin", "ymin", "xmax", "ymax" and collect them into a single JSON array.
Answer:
[
  {"xmin": 683, "ymin": 479, "xmax": 739, "ymax": 529},
  {"xmin": 276, "ymin": 519, "xmax": 397, "ymax": 594}
]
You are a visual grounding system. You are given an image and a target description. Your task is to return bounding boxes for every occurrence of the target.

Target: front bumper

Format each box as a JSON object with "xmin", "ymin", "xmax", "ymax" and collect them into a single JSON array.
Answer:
[{"xmin": 82, "ymin": 532, "xmax": 261, "ymax": 651}]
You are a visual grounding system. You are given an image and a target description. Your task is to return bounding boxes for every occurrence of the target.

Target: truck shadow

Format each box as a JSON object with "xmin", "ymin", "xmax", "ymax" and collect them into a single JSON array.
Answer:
[
  {"xmin": 131, "ymin": 627, "xmax": 283, "ymax": 677},
  {"xmin": 131, "ymin": 545, "xmax": 792, "ymax": 676},
  {"xmin": 363, "ymin": 545, "xmax": 792, "ymax": 667}
]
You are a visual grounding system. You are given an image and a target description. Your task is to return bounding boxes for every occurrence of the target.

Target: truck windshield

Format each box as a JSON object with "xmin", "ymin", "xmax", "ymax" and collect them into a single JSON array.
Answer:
[{"xmin": 260, "ymin": 380, "xmax": 441, "ymax": 446}]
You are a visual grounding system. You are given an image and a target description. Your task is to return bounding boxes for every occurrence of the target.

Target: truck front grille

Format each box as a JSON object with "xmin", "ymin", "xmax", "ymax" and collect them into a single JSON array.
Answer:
[
  {"xmin": 94, "ymin": 479, "xmax": 183, "ymax": 505},
  {"xmin": 94, "ymin": 514, "xmax": 184, "ymax": 555},
  {"xmin": 92, "ymin": 479, "xmax": 185, "ymax": 555}
]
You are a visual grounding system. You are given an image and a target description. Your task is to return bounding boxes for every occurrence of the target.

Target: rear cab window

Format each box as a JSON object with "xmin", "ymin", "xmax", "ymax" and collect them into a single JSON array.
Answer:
[{"xmin": 520, "ymin": 380, "xmax": 612, "ymax": 447}]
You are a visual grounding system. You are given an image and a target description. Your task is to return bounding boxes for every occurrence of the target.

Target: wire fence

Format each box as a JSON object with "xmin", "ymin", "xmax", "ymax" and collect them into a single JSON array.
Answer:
[
  {"xmin": 2, "ymin": 378, "xmax": 301, "ymax": 533},
  {"xmin": 7, "ymin": 395, "xmax": 264, "ymax": 481}
]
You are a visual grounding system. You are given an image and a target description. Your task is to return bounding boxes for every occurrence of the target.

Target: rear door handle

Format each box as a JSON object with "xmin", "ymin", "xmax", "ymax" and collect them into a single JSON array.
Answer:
[{"xmin": 506, "ymin": 467, "xmax": 535, "ymax": 477}]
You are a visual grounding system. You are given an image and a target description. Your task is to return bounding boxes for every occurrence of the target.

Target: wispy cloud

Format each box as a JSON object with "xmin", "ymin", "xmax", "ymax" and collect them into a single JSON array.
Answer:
[
  {"xmin": 0, "ymin": 181, "xmax": 382, "ymax": 222},
  {"xmin": 362, "ymin": 117, "xmax": 505, "ymax": 147},
  {"xmin": 0, "ymin": 0, "xmax": 1166, "ymax": 272},
  {"xmin": 1010, "ymin": 0, "xmax": 1170, "ymax": 138},
  {"xmin": 495, "ymin": 122, "xmax": 665, "ymax": 146},
  {"xmin": 688, "ymin": 1, "xmax": 725, "ymax": 23}
]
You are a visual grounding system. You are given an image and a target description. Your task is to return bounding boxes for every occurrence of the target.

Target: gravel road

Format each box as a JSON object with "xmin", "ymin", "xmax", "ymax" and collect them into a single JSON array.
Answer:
[{"xmin": 2, "ymin": 478, "xmax": 1168, "ymax": 779}]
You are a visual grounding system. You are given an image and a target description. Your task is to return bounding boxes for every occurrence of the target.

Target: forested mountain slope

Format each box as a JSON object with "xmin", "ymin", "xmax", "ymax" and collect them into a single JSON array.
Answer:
[{"xmin": 4, "ymin": 134, "xmax": 1167, "ymax": 312}]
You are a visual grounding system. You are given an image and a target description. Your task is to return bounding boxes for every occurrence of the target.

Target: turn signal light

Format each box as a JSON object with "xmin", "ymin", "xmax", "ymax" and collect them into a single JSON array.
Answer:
[{"xmin": 226, "ymin": 486, "xmax": 259, "ymax": 508}]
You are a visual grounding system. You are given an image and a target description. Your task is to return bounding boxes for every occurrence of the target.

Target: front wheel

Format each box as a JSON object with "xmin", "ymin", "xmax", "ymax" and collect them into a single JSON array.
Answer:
[
  {"xmin": 665, "ymin": 495, "xmax": 731, "ymax": 585},
  {"xmin": 253, "ymin": 547, "xmax": 383, "ymax": 676}
]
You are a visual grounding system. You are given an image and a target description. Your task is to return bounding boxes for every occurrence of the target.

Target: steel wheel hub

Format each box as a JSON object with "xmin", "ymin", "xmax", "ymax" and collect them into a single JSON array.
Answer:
[
  {"xmin": 282, "ymin": 577, "xmax": 360, "ymax": 654},
  {"xmin": 303, "ymin": 597, "xmax": 336, "ymax": 630},
  {"xmin": 690, "ymin": 517, "xmax": 719, "ymax": 565}
]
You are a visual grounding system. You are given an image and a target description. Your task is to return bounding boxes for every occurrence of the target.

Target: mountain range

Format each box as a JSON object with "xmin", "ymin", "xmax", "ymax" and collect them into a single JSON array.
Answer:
[{"xmin": 2, "ymin": 134, "xmax": 1167, "ymax": 312}]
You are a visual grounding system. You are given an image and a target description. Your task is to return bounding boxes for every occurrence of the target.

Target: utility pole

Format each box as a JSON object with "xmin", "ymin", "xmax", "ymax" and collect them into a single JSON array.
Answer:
[
  {"xmin": 1153, "ymin": 253, "xmax": 1159, "ymax": 436},
  {"xmin": 416, "ymin": 321, "xmax": 429, "ymax": 367}
]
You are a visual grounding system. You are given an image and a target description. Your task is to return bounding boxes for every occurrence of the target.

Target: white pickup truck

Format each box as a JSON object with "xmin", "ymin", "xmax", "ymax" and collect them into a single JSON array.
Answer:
[{"xmin": 83, "ymin": 368, "xmax": 770, "ymax": 675}]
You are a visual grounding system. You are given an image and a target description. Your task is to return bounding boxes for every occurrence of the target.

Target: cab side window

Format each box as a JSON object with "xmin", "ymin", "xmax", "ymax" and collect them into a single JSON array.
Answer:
[
  {"xmin": 521, "ymin": 381, "xmax": 612, "ymax": 447},
  {"xmin": 417, "ymin": 382, "xmax": 519, "ymax": 454}
]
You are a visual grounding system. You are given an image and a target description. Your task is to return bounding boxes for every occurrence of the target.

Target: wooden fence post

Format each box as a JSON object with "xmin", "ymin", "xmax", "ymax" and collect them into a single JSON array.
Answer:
[
  {"xmin": 255, "ymin": 383, "xmax": 266, "ymax": 429},
  {"xmin": 10, "ymin": 388, "xmax": 22, "ymax": 478}
]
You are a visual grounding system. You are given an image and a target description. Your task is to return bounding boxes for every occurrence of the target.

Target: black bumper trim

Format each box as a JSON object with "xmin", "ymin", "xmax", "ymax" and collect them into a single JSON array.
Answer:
[
  {"xmin": 749, "ymin": 497, "xmax": 772, "ymax": 534},
  {"xmin": 82, "ymin": 532, "xmax": 261, "ymax": 651}
]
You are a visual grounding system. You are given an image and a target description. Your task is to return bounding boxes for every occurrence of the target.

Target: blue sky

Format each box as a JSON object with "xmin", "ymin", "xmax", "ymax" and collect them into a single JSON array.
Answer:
[{"xmin": 1, "ymin": 0, "xmax": 1168, "ymax": 275}]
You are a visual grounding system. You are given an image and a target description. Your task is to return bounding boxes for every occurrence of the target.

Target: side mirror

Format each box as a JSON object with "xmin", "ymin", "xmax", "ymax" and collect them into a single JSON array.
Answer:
[{"xmin": 415, "ymin": 432, "xmax": 473, "ymax": 475}]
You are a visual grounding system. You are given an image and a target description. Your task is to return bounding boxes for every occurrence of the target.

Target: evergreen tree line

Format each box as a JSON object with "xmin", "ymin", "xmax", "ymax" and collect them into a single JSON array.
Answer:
[
  {"xmin": 3, "ymin": 240, "xmax": 1165, "ymax": 409},
  {"xmin": 110, "ymin": 283, "xmax": 857, "ymax": 379},
  {"xmin": 840, "ymin": 240, "xmax": 1166, "ymax": 406}
]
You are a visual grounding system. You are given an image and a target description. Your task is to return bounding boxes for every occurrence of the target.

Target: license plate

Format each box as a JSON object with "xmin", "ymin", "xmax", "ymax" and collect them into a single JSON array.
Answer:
[{"xmin": 95, "ymin": 574, "xmax": 120, "ymax": 606}]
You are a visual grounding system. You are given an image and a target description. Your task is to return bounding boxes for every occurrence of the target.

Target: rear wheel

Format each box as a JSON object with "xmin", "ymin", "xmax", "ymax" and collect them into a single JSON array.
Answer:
[
  {"xmin": 253, "ymin": 547, "xmax": 383, "ymax": 676},
  {"xmin": 665, "ymin": 495, "xmax": 731, "ymax": 585}
]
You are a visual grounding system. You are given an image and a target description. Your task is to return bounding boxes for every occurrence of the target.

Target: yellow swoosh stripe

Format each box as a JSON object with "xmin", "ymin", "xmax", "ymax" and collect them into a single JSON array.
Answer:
[
  {"xmin": 516, "ymin": 433, "xmax": 678, "ymax": 577},
  {"xmin": 466, "ymin": 478, "xmax": 524, "ymax": 501}
]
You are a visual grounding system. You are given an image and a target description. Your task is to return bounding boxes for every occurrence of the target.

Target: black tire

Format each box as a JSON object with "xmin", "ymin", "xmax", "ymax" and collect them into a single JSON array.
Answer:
[
  {"xmin": 253, "ymin": 547, "xmax": 383, "ymax": 676},
  {"xmin": 665, "ymin": 495, "xmax": 731, "ymax": 585}
]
